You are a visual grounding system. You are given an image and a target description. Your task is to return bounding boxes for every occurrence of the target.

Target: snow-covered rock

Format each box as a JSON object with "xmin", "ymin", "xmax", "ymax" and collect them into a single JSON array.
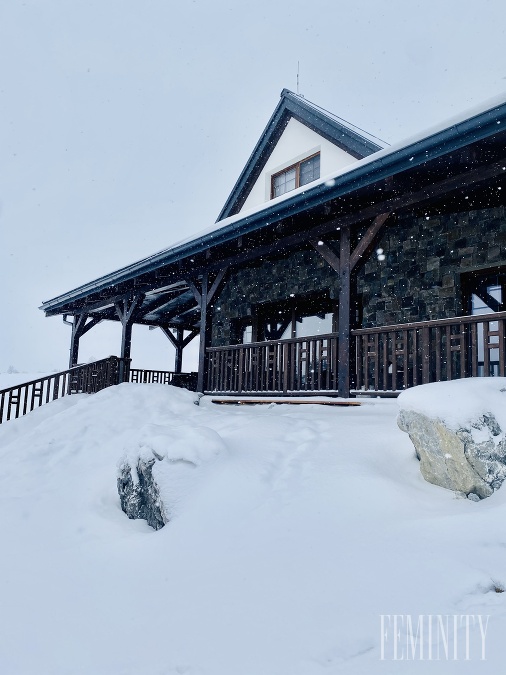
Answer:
[
  {"xmin": 398, "ymin": 378, "xmax": 506, "ymax": 499},
  {"xmin": 117, "ymin": 422, "xmax": 227, "ymax": 529},
  {"xmin": 118, "ymin": 456, "xmax": 167, "ymax": 530}
]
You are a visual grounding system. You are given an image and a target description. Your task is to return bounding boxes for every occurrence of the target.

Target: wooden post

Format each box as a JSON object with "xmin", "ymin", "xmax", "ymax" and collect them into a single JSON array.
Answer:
[
  {"xmin": 65, "ymin": 314, "xmax": 102, "ymax": 368},
  {"xmin": 338, "ymin": 226, "xmax": 351, "ymax": 398},
  {"xmin": 174, "ymin": 327, "xmax": 184, "ymax": 373},
  {"xmin": 69, "ymin": 320, "xmax": 81, "ymax": 368},
  {"xmin": 197, "ymin": 271, "xmax": 209, "ymax": 393},
  {"xmin": 188, "ymin": 268, "xmax": 227, "ymax": 394},
  {"xmin": 115, "ymin": 296, "xmax": 143, "ymax": 383}
]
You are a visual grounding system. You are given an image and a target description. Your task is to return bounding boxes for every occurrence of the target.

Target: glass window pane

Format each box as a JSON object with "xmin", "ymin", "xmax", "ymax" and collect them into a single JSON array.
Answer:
[
  {"xmin": 285, "ymin": 176, "xmax": 296, "ymax": 191},
  {"xmin": 243, "ymin": 325, "xmax": 252, "ymax": 344},
  {"xmin": 300, "ymin": 155, "xmax": 320, "ymax": 186},
  {"xmin": 296, "ymin": 313, "xmax": 333, "ymax": 338}
]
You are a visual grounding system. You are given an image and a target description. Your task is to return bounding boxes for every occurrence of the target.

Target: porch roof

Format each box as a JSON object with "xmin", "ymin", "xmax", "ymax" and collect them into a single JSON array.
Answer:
[{"xmin": 40, "ymin": 93, "xmax": 506, "ymax": 326}]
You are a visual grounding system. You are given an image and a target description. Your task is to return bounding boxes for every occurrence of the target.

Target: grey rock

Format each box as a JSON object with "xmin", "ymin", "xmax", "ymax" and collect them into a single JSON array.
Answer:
[
  {"xmin": 117, "ymin": 457, "xmax": 167, "ymax": 530},
  {"xmin": 398, "ymin": 409, "xmax": 506, "ymax": 499}
]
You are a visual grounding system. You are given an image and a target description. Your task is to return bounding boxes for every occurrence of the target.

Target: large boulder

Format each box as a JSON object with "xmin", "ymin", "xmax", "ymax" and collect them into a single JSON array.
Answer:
[
  {"xmin": 117, "ymin": 423, "xmax": 226, "ymax": 529},
  {"xmin": 397, "ymin": 379, "xmax": 506, "ymax": 499}
]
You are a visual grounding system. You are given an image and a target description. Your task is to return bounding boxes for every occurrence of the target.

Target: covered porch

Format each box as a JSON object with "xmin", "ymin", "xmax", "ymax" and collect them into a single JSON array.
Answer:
[{"xmin": 40, "ymin": 96, "xmax": 506, "ymax": 400}]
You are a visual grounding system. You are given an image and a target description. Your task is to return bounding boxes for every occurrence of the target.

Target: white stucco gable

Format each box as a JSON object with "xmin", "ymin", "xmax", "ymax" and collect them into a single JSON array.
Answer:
[
  {"xmin": 217, "ymin": 90, "xmax": 384, "ymax": 221},
  {"xmin": 239, "ymin": 118, "xmax": 358, "ymax": 213}
]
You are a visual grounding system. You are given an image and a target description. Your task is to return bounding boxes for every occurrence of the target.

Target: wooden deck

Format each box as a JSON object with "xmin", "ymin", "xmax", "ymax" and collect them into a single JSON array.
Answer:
[{"xmin": 211, "ymin": 398, "xmax": 361, "ymax": 406}]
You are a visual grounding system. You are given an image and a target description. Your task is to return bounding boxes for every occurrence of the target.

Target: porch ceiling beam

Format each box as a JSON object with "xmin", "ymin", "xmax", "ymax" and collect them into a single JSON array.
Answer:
[
  {"xmin": 79, "ymin": 315, "xmax": 103, "ymax": 337},
  {"xmin": 70, "ymin": 292, "xmax": 131, "ymax": 315},
  {"xmin": 160, "ymin": 327, "xmax": 179, "ymax": 349},
  {"xmin": 349, "ymin": 212, "xmax": 391, "ymax": 271},
  {"xmin": 135, "ymin": 290, "xmax": 189, "ymax": 319},
  {"xmin": 162, "ymin": 298, "xmax": 200, "ymax": 323},
  {"xmin": 207, "ymin": 156, "xmax": 506, "ymax": 273},
  {"xmin": 207, "ymin": 268, "xmax": 228, "ymax": 306},
  {"xmin": 309, "ymin": 239, "xmax": 340, "ymax": 274},
  {"xmin": 160, "ymin": 326, "xmax": 199, "ymax": 349},
  {"xmin": 186, "ymin": 277, "xmax": 202, "ymax": 305},
  {"xmin": 114, "ymin": 294, "xmax": 144, "ymax": 324},
  {"xmin": 182, "ymin": 329, "xmax": 199, "ymax": 347},
  {"xmin": 186, "ymin": 269, "xmax": 228, "ymax": 308}
]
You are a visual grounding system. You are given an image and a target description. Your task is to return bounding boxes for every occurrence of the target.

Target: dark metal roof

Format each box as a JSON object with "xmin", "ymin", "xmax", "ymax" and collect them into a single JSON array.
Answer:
[
  {"xmin": 216, "ymin": 89, "xmax": 386, "ymax": 221},
  {"xmin": 40, "ymin": 95, "xmax": 506, "ymax": 318}
]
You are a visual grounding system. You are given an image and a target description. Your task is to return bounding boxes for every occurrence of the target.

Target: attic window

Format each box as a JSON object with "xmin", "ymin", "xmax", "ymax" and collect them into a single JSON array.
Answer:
[{"xmin": 271, "ymin": 153, "xmax": 320, "ymax": 198}]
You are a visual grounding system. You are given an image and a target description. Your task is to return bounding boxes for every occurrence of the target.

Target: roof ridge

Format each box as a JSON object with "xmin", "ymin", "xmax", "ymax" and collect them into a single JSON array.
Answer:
[{"xmin": 281, "ymin": 89, "xmax": 389, "ymax": 147}]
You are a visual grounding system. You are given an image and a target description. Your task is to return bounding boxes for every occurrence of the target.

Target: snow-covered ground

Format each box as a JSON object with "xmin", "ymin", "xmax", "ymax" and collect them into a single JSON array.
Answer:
[{"xmin": 1, "ymin": 383, "xmax": 505, "ymax": 674}]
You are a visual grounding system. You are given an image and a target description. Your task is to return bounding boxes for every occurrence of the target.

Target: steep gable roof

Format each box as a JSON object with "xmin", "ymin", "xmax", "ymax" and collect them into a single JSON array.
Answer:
[{"xmin": 217, "ymin": 89, "xmax": 386, "ymax": 221}]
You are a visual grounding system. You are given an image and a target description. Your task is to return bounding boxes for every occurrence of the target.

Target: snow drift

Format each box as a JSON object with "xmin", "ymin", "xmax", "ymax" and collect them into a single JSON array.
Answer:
[{"xmin": 1, "ymin": 382, "xmax": 506, "ymax": 674}]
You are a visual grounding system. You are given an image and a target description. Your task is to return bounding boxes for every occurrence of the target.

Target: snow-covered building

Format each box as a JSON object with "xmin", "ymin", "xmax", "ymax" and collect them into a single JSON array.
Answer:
[{"xmin": 40, "ymin": 89, "xmax": 506, "ymax": 397}]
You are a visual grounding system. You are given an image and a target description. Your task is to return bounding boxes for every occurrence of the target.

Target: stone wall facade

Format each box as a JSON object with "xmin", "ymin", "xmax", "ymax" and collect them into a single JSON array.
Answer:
[
  {"xmin": 356, "ymin": 206, "xmax": 506, "ymax": 327},
  {"xmin": 211, "ymin": 206, "xmax": 506, "ymax": 346},
  {"xmin": 212, "ymin": 247, "xmax": 341, "ymax": 346}
]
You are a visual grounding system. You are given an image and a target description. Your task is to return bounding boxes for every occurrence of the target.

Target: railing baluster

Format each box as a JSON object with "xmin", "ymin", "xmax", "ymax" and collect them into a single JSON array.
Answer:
[
  {"xmin": 421, "ymin": 326, "xmax": 430, "ymax": 383},
  {"xmin": 500, "ymin": 319, "xmax": 506, "ymax": 376},
  {"xmin": 412, "ymin": 329, "xmax": 418, "ymax": 387},
  {"xmin": 460, "ymin": 323, "xmax": 466, "ymax": 378}
]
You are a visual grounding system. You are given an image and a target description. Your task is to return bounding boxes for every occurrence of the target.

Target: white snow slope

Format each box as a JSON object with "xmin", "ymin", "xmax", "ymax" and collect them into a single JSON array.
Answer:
[{"xmin": 1, "ymin": 383, "xmax": 506, "ymax": 674}]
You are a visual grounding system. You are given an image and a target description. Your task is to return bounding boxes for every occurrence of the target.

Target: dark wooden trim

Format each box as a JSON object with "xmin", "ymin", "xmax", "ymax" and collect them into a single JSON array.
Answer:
[
  {"xmin": 351, "ymin": 310, "xmax": 506, "ymax": 334},
  {"xmin": 197, "ymin": 271, "xmax": 209, "ymax": 393},
  {"xmin": 160, "ymin": 326, "xmax": 199, "ymax": 373},
  {"xmin": 270, "ymin": 151, "xmax": 320, "ymax": 199},
  {"xmin": 160, "ymin": 327, "xmax": 179, "ymax": 349},
  {"xmin": 65, "ymin": 314, "xmax": 103, "ymax": 368},
  {"xmin": 115, "ymin": 295, "xmax": 143, "ymax": 381},
  {"xmin": 182, "ymin": 329, "xmax": 199, "ymax": 348},
  {"xmin": 350, "ymin": 212, "xmax": 391, "ymax": 271},
  {"xmin": 186, "ymin": 278, "xmax": 202, "ymax": 305},
  {"xmin": 310, "ymin": 239, "xmax": 340, "ymax": 274},
  {"xmin": 207, "ymin": 268, "xmax": 228, "ymax": 306},
  {"xmin": 174, "ymin": 327, "xmax": 184, "ymax": 373},
  {"xmin": 338, "ymin": 226, "xmax": 351, "ymax": 398}
]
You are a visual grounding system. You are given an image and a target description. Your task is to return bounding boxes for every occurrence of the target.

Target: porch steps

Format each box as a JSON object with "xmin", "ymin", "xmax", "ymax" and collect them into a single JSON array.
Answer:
[{"xmin": 211, "ymin": 398, "xmax": 361, "ymax": 407}]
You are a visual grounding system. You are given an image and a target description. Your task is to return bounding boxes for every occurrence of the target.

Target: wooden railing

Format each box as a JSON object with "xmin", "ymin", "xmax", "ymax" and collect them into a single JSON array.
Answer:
[
  {"xmin": 353, "ymin": 311, "xmax": 506, "ymax": 393},
  {"xmin": 0, "ymin": 359, "xmax": 198, "ymax": 425},
  {"xmin": 0, "ymin": 356, "xmax": 125, "ymax": 425},
  {"xmin": 130, "ymin": 368, "xmax": 176, "ymax": 384},
  {"xmin": 130, "ymin": 368, "xmax": 198, "ymax": 391},
  {"xmin": 207, "ymin": 333, "xmax": 339, "ymax": 394},
  {"xmin": 207, "ymin": 312, "xmax": 506, "ymax": 396}
]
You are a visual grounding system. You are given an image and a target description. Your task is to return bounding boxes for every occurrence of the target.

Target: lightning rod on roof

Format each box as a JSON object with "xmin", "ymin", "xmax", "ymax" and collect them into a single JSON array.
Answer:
[{"xmin": 297, "ymin": 61, "xmax": 300, "ymax": 95}]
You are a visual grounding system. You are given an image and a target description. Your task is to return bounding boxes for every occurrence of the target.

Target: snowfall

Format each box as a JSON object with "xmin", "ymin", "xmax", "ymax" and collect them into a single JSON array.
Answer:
[{"xmin": 1, "ymin": 377, "xmax": 506, "ymax": 674}]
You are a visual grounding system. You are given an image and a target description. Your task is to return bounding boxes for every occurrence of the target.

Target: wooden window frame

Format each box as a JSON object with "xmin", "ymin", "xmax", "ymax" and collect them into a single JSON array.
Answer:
[{"xmin": 270, "ymin": 152, "xmax": 320, "ymax": 199}]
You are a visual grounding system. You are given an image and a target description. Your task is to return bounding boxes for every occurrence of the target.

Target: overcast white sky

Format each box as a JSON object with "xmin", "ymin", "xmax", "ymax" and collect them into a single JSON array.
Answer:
[{"xmin": 1, "ymin": 0, "xmax": 506, "ymax": 374}]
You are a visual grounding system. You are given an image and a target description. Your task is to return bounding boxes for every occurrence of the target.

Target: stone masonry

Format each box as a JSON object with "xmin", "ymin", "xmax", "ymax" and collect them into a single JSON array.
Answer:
[
  {"xmin": 357, "ymin": 206, "xmax": 506, "ymax": 327},
  {"xmin": 211, "ymin": 206, "xmax": 506, "ymax": 346}
]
